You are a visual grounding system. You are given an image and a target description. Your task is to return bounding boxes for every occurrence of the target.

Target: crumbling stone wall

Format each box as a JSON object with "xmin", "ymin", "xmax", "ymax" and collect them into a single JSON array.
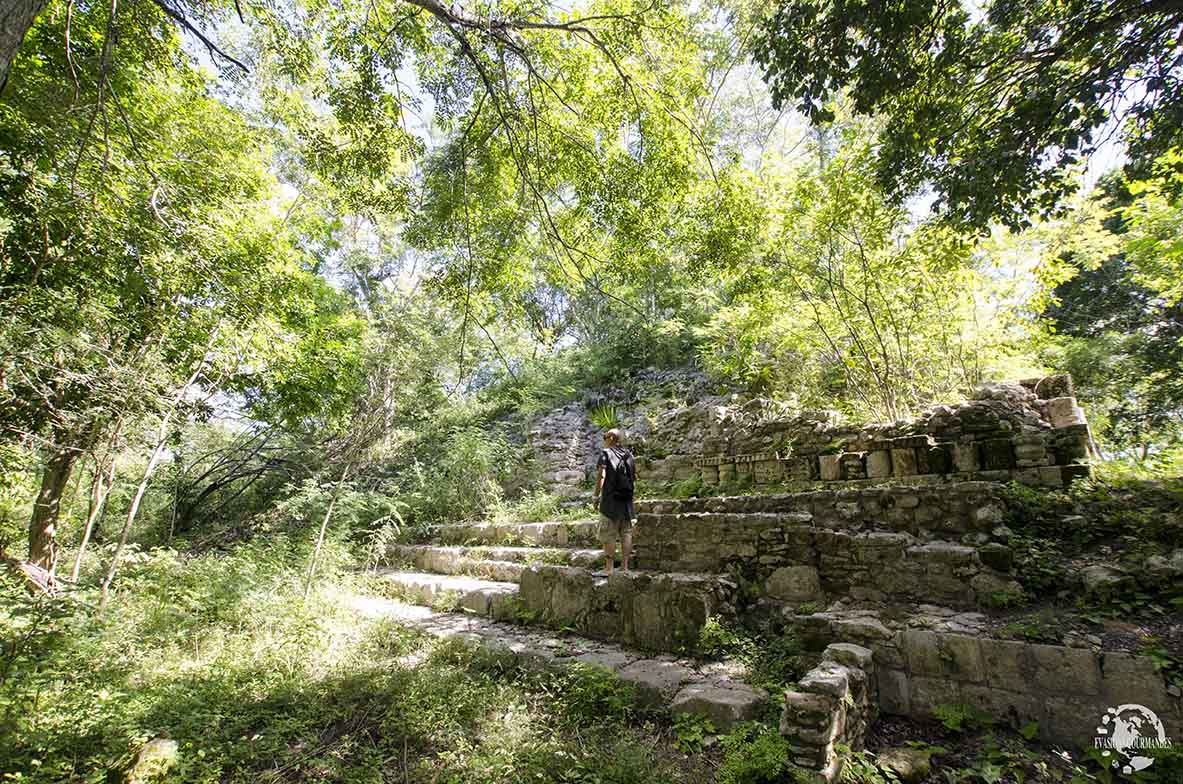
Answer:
[
  {"xmin": 528, "ymin": 375, "xmax": 1092, "ymax": 498},
  {"xmin": 634, "ymin": 483, "xmax": 1021, "ymax": 609},
  {"xmin": 782, "ymin": 643, "xmax": 878, "ymax": 782},
  {"xmin": 696, "ymin": 376, "xmax": 1091, "ymax": 490},
  {"xmin": 793, "ymin": 613, "xmax": 1183, "ymax": 749}
]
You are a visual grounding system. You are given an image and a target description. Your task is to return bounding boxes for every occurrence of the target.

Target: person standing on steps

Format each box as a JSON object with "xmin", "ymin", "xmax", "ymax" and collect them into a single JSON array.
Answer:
[{"xmin": 593, "ymin": 428, "xmax": 636, "ymax": 575}]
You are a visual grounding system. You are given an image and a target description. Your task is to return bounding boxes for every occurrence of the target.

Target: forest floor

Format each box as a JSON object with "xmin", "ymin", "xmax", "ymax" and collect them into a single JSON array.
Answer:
[
  {"xmin": 3, "ymin": 541, "xmax": 1181, "ymax": 784},
  {"xmin": 0, "ymin": 544, "xmax": 726, "ymax": 784}
]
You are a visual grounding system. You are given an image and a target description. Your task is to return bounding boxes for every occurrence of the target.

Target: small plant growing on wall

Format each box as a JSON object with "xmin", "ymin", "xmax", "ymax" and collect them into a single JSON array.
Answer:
[{"xmin": 589, "ymin": 402, "xmax": 620, "ymax": 430}]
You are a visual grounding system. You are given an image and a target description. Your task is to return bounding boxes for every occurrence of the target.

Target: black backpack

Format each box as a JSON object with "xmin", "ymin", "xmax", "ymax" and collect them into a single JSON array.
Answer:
[{"xmin": 604, "ymin": 448, "xmax": 635, "ymax": 501}]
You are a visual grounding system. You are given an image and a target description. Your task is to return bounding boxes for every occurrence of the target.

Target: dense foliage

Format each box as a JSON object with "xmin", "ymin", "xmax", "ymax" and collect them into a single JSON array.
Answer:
[
  {"xmin": 1, "ymin": 0, "xmax": 1182, "ymax": 781},
  {"xmin": 752, "ymin": 0, "xmax": 1183, "ymax": 230}
]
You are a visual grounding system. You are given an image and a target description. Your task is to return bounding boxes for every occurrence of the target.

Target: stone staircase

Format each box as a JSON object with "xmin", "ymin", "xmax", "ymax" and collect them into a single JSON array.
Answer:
[
  {"xmin": 373, "ymin": 487, "xmax": 1181, "ymax": 782},
  {"xmin": 373, "ymin": 515, "xmax": 767, "ymax": 730}
]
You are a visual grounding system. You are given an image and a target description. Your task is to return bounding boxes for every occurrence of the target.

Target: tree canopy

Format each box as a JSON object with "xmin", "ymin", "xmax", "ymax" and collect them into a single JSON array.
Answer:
[{"xmin": 752, "ymin": 0, "xmax": 1183, "ymax": 230}]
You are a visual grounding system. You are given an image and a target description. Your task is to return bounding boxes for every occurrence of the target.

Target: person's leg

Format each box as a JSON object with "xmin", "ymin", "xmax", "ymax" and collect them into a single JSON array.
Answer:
[
  {"xmin": 602, "ymin": 537, "xmax": 616, "ymax": 574},
  {"xmin": 599, "ymin": 515, "xmax": 617, "ymax": 575},
  {"xmin": 621, "ymin": 528, "xmax": 632, "ymax": 571}
]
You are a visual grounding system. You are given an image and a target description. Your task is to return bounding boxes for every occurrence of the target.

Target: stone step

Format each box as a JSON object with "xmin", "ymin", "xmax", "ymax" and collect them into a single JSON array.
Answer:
[
  {"xmin": 386, "ymin": 545, "xmax": 606, "ymax": 583},
  {"xmin": 635, "ymin": 481, "xmax": 1009, "ymax": 539},
  {"xmin": 345, "ymin": 593, "xmax": 768, "ymax": 731},
  {"xmin": 431, "ymin": 519, "xmax": 600, "ymax": 547},
  {"xmin": 373, "ymin": 570, "xmax": 519, "ymax": 618},
  {"xmin": 517, "ymin": 565, "xmax": 739, "ymax": 653}
]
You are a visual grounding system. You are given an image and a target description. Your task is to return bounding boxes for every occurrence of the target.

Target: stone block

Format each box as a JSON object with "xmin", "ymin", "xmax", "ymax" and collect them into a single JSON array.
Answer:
[
  {"xmin": 617, "ymin": 660, "xmax": 694, "ymax": 707},
  {"xmin": 900, "ymin": 630, "xmax": 984, "ymax": 682},
  {"xmin": 909, "ymin": 676, "xmax": 963, "ymax": 715},
  {"xmin": 1029, "ymin": 643, "xmax": 1101, "ymax": 696},
  {"xmin": 672, "ymin": 683, "xmax": 767, "ymax": 731},
  {"xmin": 952, "ymin": 442, "xmax": 980, "ymax": 473},
  {"xmin": 572, "ymin": 650, "xmax": 633, "ymax": 672},
  {"xmin": 841, "ymin": 452, "xmax": 867, "ymax": 480},
  {"xmin": 960, "ymin": 684, "xmax": 1042, "ymax": 728},
  {"xmin": 800, "ymin": 664, "xmax": 852, "ymax": 700},
  {"xmin": 823, "ymin": 643, "xmax": 874, "ymax": 670},
  {"xmin": 1046, "ymin": 396, "xmax": 1086, "ymax": 428},
  {"xmin": 819, "ymin": 454, "xmax": 843, "ymax": 481},
  {"xmin": 766, "ymin": 565, "xmax": 823, "ymax": 602},
  {"xmin": 979, "ymin": 439, "xmax": 1016, "ymax": 470},
  {"xmin": 917, "ymin": 444, "xmax": 952, "ymax": 475},
  {"xmin": 877, "ymin": 668, "xmax": 911, "ymax": 714},
  {"xmin": 978, "ymin": 543, "xmax": 1013, "ymax": 572},
  {"xmin": 866, "ymin": 450, "xmax": 893, "ymax": 478},
  {"xmin": 1100, "ymin": 652, "xmax": 1171, "ymax": 708},
  {"xmin": 891, "ymin": 448, "xmax": 919, "ymax": 477}
]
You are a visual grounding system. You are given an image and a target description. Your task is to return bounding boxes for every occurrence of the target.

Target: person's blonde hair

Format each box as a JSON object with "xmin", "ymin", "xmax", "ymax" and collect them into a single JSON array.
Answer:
[{"xmin": 605, "ymin": 428, "xmax": 624, "ymax": 445}]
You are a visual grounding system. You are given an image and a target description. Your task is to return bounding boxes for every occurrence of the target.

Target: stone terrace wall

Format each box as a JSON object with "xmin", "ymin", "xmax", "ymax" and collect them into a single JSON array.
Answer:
[
  {"xmin": 634, "ymin": 483, "xmax": 1021, "ymax": 610},
  {"xmin": 528, "ymin": 374, "xmax": 1093, "ymax": 498},
  {"xmin": 793, "ymin": 614, "xmax": 1183, "ymax": 749},
  {"xmin": 696, "ymin": 376, "xmax": 1092, "ymax": 491},
  {"xmin": 782, "ymin": 643, "xmax": 878, "ymax": 782}
]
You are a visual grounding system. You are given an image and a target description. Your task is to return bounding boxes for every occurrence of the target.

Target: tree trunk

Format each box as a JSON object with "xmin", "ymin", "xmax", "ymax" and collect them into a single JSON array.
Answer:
[
  {"xmin": 303, "ymin": 463, "xmax": 351, "ymax": 601},
  {"xmin": 28, "ymin": 444, "xmax": 79, "ymax": 570},
  {"xmin": 70, "ymin": 453, "xmax": 117, "ymax": 581},
  {"xmin": 0, "ymin": 0, "xmax": 49, "ymax": 91},
  {"xmin": 98, "ymin": 350, "xmax": 209, "ymax": 609}
]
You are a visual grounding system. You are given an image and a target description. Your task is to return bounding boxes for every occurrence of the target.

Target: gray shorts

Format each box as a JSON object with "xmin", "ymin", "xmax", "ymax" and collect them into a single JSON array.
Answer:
[{"xmin": 598, "ymin": 514, "xmax": 633, "ymax": 544}]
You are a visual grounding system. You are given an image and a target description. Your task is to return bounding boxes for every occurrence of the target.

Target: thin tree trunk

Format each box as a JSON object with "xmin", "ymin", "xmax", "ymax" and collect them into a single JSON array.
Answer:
[
  {"xmin": 0, "ymin": 0, "xmax": 48, "ymax": 91},
  {"xmin": 70, "ymin": 453, "xmax": 116, "ymax": 581},
  {"xmin": 303, "ymin": 463, "xmax": 351, "ymax": 601},
  {"xmin": 99, "ymin": 358, "xmax": 206, "ymax": 609},
  {"xmin": 28, "ymin": 444, "xmax": 79, "ymax": 570}
]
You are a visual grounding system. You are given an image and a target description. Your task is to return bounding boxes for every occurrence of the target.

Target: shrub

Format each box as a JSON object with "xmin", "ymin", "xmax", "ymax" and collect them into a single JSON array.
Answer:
[{"xmin": 716, "ymin": 723, "xmax": 793, "ymax": 784}]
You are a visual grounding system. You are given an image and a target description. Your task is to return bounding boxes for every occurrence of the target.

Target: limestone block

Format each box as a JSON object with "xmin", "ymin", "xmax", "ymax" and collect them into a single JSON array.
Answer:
[
  {"xmin": 617, "ymin": 660, "xmax": 694, "ymax": 706},
  {"xmin": 977, "ymin": 543, "xmax": 1014, "ymax": 572},
  {"xmin": 952, "ymin": 442, "xmax": 980, "ymax": 473},
  {"xmin": 1029, "ymin": 643, "xmax": 1101, "ymax": 696},
  {"xmin": 800, "ymin": 664, "xmax": 852, "ymax": 700},
  {"xmin": 876, "ymin": 747, "xmax": 931, "ymax": 784},
  {"xmin": 823, "ymin": 643, "xmax": 874, "ymax": 670},
  {"xmin": 819, "ymin": 454, "xmax": 843, "ymax": 481},
  {"xmin": 891, "ymin": 448, "xmax": 918, "ymax": 476},
  {"xmin": 969, "ymin": 573, "xmax": 1024, "ymax": 606},
  {"xmin": 866, "ymin": 450, "xmax": 893, "ymax": 478},
  {"xmin": 876, "ymin": 668, "xmax": 911, "ymax": 714},
  {"xmin": 900, "ymin": 630, "xmax": 985, "ymax": 683},
  {"xmin": 766, "ymin": 565, "xmax": 823, "ymax": 602},
  {"xmin": 909, "ymin": 676, "xmax": 964, "ymax": 715},
  {"xmin": 782, "ymin": 690, "xmax": 836, "ymax": 725},
  {"xmin": 1045, "ymin": 396, "xmax": 1087, "ymax": 428},
  {"xmin": 1100, "ymin": 652, "xmax": 1171, "ymax": 708},
  {"xmin": 831, "ymin": 616, "xmax": 894, "ymax": 642},
  {"xmin": 671, "ymin": 683, "xmax": 767, "ymax": 731},
  {"xmin": 978, "ymin": 439, "xmax": 1016, "ymax": 470},
  {"xmin": 572, "ymin": 650, "xmax": 633, "ymax": 672},
  {"xmin": 960, "ymin": 684, "xmax": 1042, "ymax": 729},
  {"xmin": 907, "ymin": 542, "xmax": 977, "ymax": 566},
  {"xmin": 127, "ymin": 738, "xmax": 179, "ymax": 784},
  {"xmin": 717, "ymin": 461, "xmax": 737, "ymax": 482},
  {"xmin": 700, "ymin": 464, "xmax": 720, "ymax": 485},
  {"xmin": 1081, "ymin": 564, "xmax": 1133, "ymax": 597},
  {"xmin": 916, "ymin": 444, "xmax": 952, "ymax": 475}
]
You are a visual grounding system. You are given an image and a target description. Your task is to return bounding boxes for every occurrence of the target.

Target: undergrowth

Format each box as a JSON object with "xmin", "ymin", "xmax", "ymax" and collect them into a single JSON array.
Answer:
[{"xmin": 0, "ymin": 545, "xmax": 709, "ymax": 784}]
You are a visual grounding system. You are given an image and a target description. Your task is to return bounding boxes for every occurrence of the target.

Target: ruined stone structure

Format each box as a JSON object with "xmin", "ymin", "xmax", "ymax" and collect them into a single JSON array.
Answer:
[{"xmin": 378, "ymin": 375, "xmax": 1180, "ymax": 782}]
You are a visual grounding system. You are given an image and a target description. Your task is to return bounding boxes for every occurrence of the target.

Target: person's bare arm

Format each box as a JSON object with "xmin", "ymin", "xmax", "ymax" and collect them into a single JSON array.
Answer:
[{"xmin": 594, "ymin": 465, "xmax": 605, "ymax": 502}]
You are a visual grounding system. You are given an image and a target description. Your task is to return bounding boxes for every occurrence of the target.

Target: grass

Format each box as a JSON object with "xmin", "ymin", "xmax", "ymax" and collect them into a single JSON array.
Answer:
[{"xmin": 0, "ymin": 542, "xmax": 712, "ymax": 784}]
